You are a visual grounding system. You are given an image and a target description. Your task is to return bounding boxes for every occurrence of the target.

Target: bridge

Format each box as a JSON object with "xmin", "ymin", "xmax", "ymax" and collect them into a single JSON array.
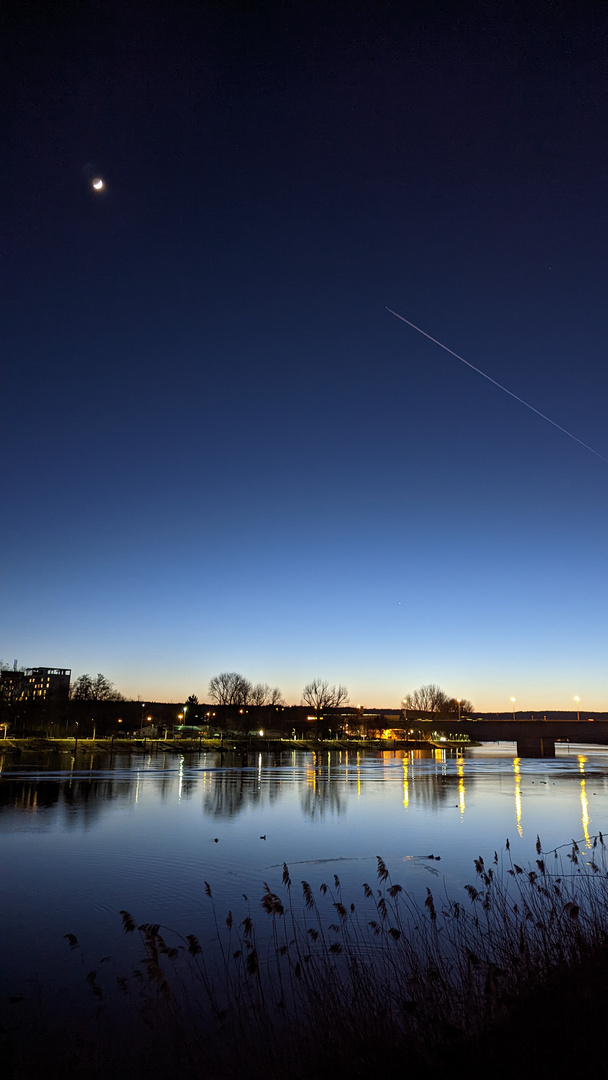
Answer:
[{"xmin": 413, "ymin": 718, "xmax": 608, "ymax": 758}]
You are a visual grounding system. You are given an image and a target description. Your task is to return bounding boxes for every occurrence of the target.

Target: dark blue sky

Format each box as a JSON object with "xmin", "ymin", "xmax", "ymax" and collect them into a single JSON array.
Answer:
[{"xmin": 3, "ymin": 0, "xmax": 607, "ymax": 709}]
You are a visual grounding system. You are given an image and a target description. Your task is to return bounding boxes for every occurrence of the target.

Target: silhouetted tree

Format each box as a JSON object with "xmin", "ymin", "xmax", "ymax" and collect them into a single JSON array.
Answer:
[
  {"xmin": 251, "ymin": 683, "xmax": 285, "ymax": 707},
  {"xmin": 71, "ymin": 673, "xmax": 124, "ymax": 701},
  {"xmin": 208, "ymin": 672, "xmax": 252, "ymax": 706},
  {"xmin": 403, "ymin": 685, "xmax": 474, "ymax": 717},
  {"xmin": 302, "ymin": 679, "xmax": 349, "ymax": 737},
  {"xmin": 403, "ymin": 684, "xmax": 446, "ymax": 714},
  {"xmin": 446, "ymin": 696, "xmax": 475, "ymax": 717}
]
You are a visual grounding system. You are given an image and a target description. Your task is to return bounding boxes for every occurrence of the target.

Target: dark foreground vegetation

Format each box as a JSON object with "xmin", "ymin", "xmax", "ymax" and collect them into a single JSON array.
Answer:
[{"xmin": 3, "ymin": 837, "xmax": 608, "ymax": 1080}]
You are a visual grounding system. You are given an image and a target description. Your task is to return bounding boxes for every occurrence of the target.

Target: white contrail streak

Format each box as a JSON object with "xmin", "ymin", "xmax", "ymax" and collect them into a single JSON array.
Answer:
[{"xmin": 386, "ymin": 306, "xmax": 608, "ymax": 464}]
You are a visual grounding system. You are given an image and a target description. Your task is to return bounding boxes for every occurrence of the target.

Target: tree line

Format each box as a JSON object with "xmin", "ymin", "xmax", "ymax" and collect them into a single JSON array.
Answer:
[
  {"xmin": 2, "ymin": 662, "xmax": 475, "ymax": 738},
  {"xmin": 403, "ymin": 684, "xmax": 474, "ymax": 717},
  {"xmin": 207, "ymin": 672, "xmax": 284, "ymax": 707},
  {"xmin": 207, "ymin": 673, "xmax": 350, "ymax": 713}
]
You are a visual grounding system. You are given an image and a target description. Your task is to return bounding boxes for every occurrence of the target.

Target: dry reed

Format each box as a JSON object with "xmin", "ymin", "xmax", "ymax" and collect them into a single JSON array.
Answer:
[{"xmin": 4, "ymin": 834, "xmax": 608, "ymax": 1080}]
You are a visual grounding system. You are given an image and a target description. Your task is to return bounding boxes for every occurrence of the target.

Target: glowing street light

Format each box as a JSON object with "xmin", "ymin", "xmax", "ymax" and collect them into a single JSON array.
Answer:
[
  {"xmin": 510, "ymin": 697, "xmax": 516, "ymax": 721},
  {"xmin": 456, "ymin": 698, "xmax": 461, "ymax": 722},
  {"xmin": 574, "ymin": 696, "xmax": 580, "ymax": 722}
]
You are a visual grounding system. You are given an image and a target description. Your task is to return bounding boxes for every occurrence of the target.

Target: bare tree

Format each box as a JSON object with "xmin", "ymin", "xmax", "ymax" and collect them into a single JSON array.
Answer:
[
  {"xmin": 302, "ymin": 679, "xmax": 349, "ymax": 736},
  {"xmin": 208, "ymin": 673, "xmax": 234, "ymax": 705},
  {"xmin": 236, "ymin": 676, "xmax": 253, "ymax": 706},
  {"xmin": 404, "ymin": 684, "xmax": 449, "ymax": 714},
  {"xmin": 445, "ymin": 697, "xmax": 475, "ymax": 717},
  {"xmin": 208, "ymin": 672, "xmax": 252, "ymax": 706},
  {"xmin": 250, "ymin": 683, "xmax": 285, "ymax": 707},
  {"xmin": 251, "ymin": 683, "xmax": 270, "ymax": 706},
  {"xmin": 302, "ymin": 679, "xmax": 348, "ymax": 712}
]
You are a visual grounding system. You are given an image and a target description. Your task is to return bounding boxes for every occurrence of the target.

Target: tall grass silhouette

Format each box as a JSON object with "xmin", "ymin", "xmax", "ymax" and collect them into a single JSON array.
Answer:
[{"xmin": 4, "ymin": 834, "xmax": 608, "ymax": 1079}]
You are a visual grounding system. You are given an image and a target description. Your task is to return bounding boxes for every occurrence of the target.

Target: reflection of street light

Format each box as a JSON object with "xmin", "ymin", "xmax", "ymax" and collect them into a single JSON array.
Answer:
[
  {"xmin": 510, "ymin": 698, "xmax": 516, "ymax": 721},
  {"xmin": 574, "ymin": 696, "xmax": 580, "ymax": 722}
]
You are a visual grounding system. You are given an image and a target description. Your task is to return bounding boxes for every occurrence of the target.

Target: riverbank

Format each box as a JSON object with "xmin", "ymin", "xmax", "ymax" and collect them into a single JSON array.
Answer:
[{"xmin": 0, "ymin": 735, "xmax": 472, "ymax": 757}]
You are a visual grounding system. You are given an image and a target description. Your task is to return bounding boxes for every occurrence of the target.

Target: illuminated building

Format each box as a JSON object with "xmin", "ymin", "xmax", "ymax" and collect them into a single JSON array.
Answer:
[{"xmin": 0, "ymin": 667, "xmax": 71, "ymax": 705}]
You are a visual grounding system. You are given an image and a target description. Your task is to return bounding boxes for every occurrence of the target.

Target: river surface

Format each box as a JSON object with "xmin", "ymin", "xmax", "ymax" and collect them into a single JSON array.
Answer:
[{"xmin": 1, "ymin": 742, "xmax": 607, "ymax": 1014}]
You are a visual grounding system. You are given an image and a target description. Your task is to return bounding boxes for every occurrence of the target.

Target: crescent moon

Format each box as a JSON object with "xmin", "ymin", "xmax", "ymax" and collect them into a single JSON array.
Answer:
[{"xmin": 92, "ymin": 178, "xmax": 104, "ymax": 191}]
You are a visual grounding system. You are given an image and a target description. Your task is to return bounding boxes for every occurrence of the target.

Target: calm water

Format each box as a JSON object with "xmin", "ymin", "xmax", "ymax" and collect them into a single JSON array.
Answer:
[{"xmin": 2, "ymin": 742, "xmax": 607, "ymax": 1004}]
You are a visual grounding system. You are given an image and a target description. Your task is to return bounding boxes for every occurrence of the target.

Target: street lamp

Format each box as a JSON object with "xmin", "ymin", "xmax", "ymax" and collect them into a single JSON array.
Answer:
[
  {"xmin": 574, "ymin": 696, "xmax": 580, "ymax": 722},
  {"xmin": 510, "ymin": 697, "xmax": 516, "ymax": 721},
  {"xmin": 456, "ymin": 698, "xmax": 461, "ymax": 722}
]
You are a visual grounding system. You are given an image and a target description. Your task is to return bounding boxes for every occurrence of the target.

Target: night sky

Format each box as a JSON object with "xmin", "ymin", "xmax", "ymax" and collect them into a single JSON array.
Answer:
[{"xmin": 3, "ymin": 0, "xmax": 607, "ymax": 710}]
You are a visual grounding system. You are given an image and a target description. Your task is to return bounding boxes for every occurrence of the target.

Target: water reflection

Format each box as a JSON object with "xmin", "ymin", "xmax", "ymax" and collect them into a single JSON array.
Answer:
[
  {"xmin": 0, "ymin": 770, "xmax": 139, "ymax": 827},
  {"xmin": 300, "ymin": 751, "xmax": 345, "ymax": 819},
  {"xmin": 0, "ymin": 746, "xmax": 476, "ymax": 828},
  {"xmin": 0, "ymin": 747, "xmax": 480, "ymax": 826},
  {"xmin": 578, "ymin": 755, "xmax": 591, "ymax": 845},
  {"xmin": 201, "ymin": 761, "xmax": 283, "ymax": 818},
  {"xmin": 513, "ymin": 757, "xmax": 523, "ymax": 837},
  {"xmin": 457, "ymin": 755, "xmax": 466, "ymax": 817},
  {"xmin": 3, "ymin": 743, "xmax": 608, "ymax": 1008},
  {"xmin": 1, "ymin": 747, "xmax": 608, "ymax": 841}
]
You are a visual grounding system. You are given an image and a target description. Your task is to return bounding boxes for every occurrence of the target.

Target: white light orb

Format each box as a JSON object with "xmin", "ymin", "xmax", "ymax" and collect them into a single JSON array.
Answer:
[{"xmin": 92, "ymin": 177, "xmax": 104, "ymax": 191}]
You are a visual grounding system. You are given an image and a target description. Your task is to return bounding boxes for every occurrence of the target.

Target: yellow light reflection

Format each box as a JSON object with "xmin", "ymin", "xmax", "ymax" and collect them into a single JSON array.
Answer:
[
  {"xmin": 457, "ymin": 756, "xmax": 465, "ymax": 816},
  {"xmin": 513, "ymin": 757, "xmax": 523, "ymax": 838},
  {"xmin": 306, "ymin": 764, "xmax": 316, "ymax": 792},
  {"xmin": 578, "ymin": 756, "xmax": 590, "ymax": 845},
  {"xmin": 403, "ymin": 757, "xmax": 409, "ymax": 811}
]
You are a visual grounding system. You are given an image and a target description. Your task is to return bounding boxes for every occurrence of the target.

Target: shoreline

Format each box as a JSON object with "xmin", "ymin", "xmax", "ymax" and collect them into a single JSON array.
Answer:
[{"xmin": 0, "ymin": 735, "xmax": 472, "ymax": 756}]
